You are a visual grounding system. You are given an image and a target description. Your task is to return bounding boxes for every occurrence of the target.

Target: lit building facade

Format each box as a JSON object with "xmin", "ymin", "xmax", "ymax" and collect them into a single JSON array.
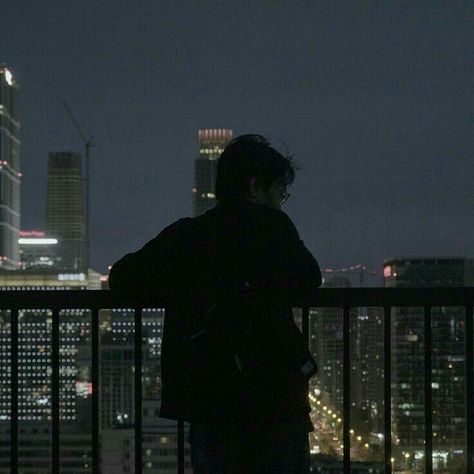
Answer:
[
  {"xmin": 101, "ymin": 404, "xmax": 192, "ymax": 474},
  {"xmin": 192, "ymin": 128, "xmax": 233, "ymax": 216},
  {"xmin": 384, "ymin": 257, "xmax": 474, "ymax": 471},
  {"xmin": 350, "ymin": 307, "xmax": 384, "ymax": 439},
  {"xmin": 0, "ymin": 270, "xmax": 101, "ymax": 473},
  {"xmin": 0, "ymin": 66, "xmax": 21, "ymax": 269},
  {"xmin": 0, "ymin": 269, "xmax": 100, "ymax": 421},
  {"xmin": 19, "ymin": 230, "xmax": 59, "ymax": 269},
  {"xmin": 310, "ymin": 277, "xmax": 350, "ymax": 414},
  {"xmin": 310, "ymin": 276, "xmax": 384, "ymax": 461},
  {"xmin": 100, "ymin": 308, "xmax": 164, "ymax": 431},
  {"xmin": 46, "ymin": 152, "xmax": 86, "ymax": 271},
  {"xmin": 99, "ymin": 308, "xmax": 193, "ymax": 472}
]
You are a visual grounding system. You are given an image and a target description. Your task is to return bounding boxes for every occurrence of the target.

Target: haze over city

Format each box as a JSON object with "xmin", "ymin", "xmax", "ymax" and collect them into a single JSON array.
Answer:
[{"xmin": 2, "ymin": 1, "xmax": 473, "ymax": 279}]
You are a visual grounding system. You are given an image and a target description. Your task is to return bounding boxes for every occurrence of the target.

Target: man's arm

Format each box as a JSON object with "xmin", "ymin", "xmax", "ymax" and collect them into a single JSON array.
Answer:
[
  {"xmin": 267, "ymin": 209, "xmax": 322, "ymax": 294},
  {"xmin": 108, "ymin": 219, "xmax": 190, "ymax": 297}
]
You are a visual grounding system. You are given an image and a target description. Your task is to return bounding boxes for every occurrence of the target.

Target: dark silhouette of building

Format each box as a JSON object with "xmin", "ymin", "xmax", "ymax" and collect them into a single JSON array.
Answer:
[
  {"xmin": 192, "ymin": 129, "xmax": 233, "ymax": 216},
  {"xmin": 46, "ymin": 152, "xmax": 86, "ymax": 270},
  {"xmin": 0, "ymin": 66, "xmax": 21, "ymax": 269}
]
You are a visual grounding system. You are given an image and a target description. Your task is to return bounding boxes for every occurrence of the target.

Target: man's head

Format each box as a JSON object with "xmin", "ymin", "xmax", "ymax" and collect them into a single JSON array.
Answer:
[{"xmin": 215, "ymin": 134, "xmax": 297, "ymax": 210}]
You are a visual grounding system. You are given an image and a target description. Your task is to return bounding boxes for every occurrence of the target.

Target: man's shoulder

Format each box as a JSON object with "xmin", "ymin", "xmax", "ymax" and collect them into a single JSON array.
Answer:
[
  {"xmin": 158, "ymin": 215, "xmax": 213, "ymax": 247},
  {"xmin": 261, "ymin": 205, "xmax": 292, "ymax": 223},
  {"xmin": 165, "ymin": 205, "xmax": 295, "ymax": 241},
  {"xmin": 160, "ymin": 216, "xmax": 195, "ymax": 236},
  {"xmin": 250, "ymin": 204, "xmax": 296, "ymax": 232}
]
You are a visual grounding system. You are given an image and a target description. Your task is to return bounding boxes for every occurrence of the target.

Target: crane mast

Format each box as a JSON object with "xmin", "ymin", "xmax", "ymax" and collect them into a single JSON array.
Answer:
[{"xmin": 62, "ymin": 101, "xmax": 94, "ymax": 271}]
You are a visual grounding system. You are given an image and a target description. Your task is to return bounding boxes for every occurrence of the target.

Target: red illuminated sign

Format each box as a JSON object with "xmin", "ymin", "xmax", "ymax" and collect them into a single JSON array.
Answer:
[{"xmin": 20, "ymin": 230, "xmax": 46, "ymax": 237}]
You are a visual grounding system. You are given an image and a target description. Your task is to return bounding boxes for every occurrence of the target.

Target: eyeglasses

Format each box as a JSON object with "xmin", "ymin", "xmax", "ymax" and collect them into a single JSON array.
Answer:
[{"xmin": 280, "ymin": 192, "xmax": 290, "ymax": 205}]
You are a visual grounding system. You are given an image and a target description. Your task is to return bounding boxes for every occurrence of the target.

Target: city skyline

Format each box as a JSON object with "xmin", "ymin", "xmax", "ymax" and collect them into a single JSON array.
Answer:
[
  {"xmin": 2, "ymin": 4, "xmax": 473, "ymax": 469},
  {"xmin": 2, "ymin": 2, "xmax": 472, "ymax": 277}
]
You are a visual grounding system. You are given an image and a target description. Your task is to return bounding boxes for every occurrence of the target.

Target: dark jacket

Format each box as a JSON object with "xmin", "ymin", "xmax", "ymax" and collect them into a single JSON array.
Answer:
[{"xmin": 109, "ymin": 200, "xmax": 322, "ymax": 431}]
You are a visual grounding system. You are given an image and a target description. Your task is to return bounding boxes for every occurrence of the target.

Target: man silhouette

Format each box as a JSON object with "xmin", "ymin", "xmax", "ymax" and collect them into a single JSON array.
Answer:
[{"xmin": 109, "ymin": 134, "xmax": 322, "ymax": 473}]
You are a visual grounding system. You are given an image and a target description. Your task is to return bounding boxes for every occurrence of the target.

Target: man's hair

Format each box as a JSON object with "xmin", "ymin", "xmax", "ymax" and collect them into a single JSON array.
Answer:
[{"xmin": 215, "ymin": 134, "xmax": 297, "ymax": 202}]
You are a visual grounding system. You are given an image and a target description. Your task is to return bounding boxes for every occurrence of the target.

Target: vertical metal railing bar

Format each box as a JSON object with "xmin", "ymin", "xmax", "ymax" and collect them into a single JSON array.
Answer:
[
  {"xmin": 51, "ymin": 308, "xmax": 60, "ymax": 474},
  {"xmin": 10, "ymin": 309, "xmax": 18, "ymax": 474},
  {"xmin": 383, "ymin": 306, "xmax": 392, "ymax": 474},
  {"xmin": 424, "ymin": 306, "xmax": 433, "ymax": 474},
  {"xmin": 302, "ymin": 307, "xmax": 311, "ymax": 473},
  {"xmin": 465, "ymin": 305, "xmax": 474, "ymax": 474},
  {"xmin": 91, "ymin": 308, "xmax": 100, "ymax": 473},
  {"xmin": 134, "ymin": 308, "xmax": 143, "ymax": 474},
  {"xmin": 342, "ymin": 306, "xmax": 351, "ymax": 474},
  {"xmin": 177, "ymin": 420, "xmax": 185, "ymax": 474}
]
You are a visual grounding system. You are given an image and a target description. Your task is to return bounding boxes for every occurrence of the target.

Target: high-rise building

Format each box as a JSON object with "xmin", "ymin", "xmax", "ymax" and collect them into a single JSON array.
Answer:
[
  {"xmin": 192, "ymin": 129, "xmax": 233, "ymax": 216},
  {"xmin": 384, "ymin": 257, "xmax": 474, "ymax": 471},
  {"xmin": 0, "ymin": 66, "xmax": 21, "ymax": 269},
  {"xmin": 46, "ymin": 152, "xmax": 86, "ymax": 270},
  {"xmin": 310, "ymin": 277, "xmax": 350, "ymax": 414},
  {"xmin": 98, "ymin": 309, "xmax": 194, "ymax": 473},
  {"xmin": 100, "ymin": 308, "xmax": 163, "ymax": 432},
  {"xmin": 310, "ymin": 276, "xmax": 384, "ymax": 461}
]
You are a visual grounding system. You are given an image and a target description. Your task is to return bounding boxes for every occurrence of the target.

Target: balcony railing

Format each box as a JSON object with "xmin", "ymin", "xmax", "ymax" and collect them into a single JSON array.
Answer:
[{"xmin": 2, "ymin": 288, "xmax": 474, "ymax": 474}]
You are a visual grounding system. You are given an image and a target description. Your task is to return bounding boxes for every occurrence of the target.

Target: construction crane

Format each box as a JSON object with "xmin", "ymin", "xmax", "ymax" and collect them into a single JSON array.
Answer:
[{"xmin": 62, "ymin": 101, "xmax": 94, "ymax": 271}]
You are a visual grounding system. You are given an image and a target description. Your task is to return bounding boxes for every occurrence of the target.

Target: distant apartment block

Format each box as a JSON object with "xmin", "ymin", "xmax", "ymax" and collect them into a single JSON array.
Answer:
[
  {"xmin": 0, "ymin": 269, "xmax": 101, "ymax": 473},
  {"xmin": 310, "ymin": 276, "xmax": 384, "ymax": 460}
]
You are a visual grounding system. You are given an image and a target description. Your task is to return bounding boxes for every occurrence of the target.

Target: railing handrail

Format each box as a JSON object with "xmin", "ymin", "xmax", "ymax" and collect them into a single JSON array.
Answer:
[
  {"xmin": 0, "ymin": 286, "xmax": 473, "ymax": 309},
  {"xmin": 4, "ymin": 287, "xmax": 474, "ymax": 474}
]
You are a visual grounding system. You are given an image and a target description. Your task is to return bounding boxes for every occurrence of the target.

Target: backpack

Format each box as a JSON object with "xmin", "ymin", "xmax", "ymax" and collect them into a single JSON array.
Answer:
[{"xmin": 187, "ymin": 289, "xmax": 318, "ymax": 423}]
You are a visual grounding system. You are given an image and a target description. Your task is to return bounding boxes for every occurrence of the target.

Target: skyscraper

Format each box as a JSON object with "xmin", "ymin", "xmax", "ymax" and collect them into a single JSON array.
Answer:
[
  {"xmin": 192, "ymin": 129, "xmax": 233, "ymax": 216},
  {"xmin": 0, "ymin": 66, "xmax": 21, "ymax": 269},
  {"xmin": 310, "ymin": 277, "xmax": 350, "ymax": 415},
  {"xmin": 46, "ymin": 152, "xmax": 86, "ymax": 270},
  {"xmin": 384, "ymin": 257, "xmax": 474, "ymax": 471}
]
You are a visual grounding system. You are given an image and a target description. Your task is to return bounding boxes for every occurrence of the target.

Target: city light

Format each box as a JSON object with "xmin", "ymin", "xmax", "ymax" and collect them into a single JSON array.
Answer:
[
  {"xmin": 19, "ymin": 230, "xmax": 46, "ymax": 237},
  {"xmin": 58, "ymin": 273, "xmax": 86, "ymax": 281},
  {"xmin": 3, "ymin": 68, "xmax": 13, "ymax": 86},
  {"xmin": 19, "ymin": 238, "xmax": 58, "ymax": 245}
]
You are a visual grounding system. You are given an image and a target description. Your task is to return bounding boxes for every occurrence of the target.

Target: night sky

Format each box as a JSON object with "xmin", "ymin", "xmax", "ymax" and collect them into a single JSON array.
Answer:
[{"xmin": 2, "ymin": 1, "xmax": 473, "ymax": 284}]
